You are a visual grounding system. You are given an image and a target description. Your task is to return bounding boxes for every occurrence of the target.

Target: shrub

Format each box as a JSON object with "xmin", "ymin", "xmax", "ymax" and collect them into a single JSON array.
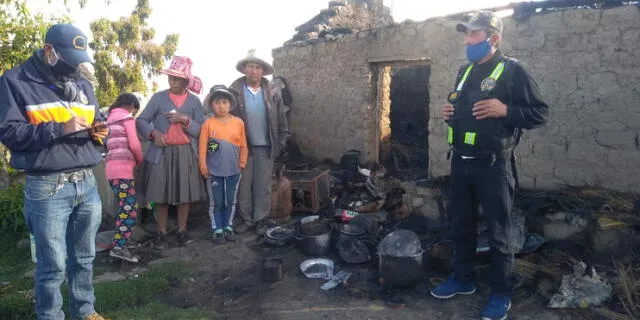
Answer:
[{"xmin": 0, "ymin": 183, "xmax": 26, "ymax": 236}]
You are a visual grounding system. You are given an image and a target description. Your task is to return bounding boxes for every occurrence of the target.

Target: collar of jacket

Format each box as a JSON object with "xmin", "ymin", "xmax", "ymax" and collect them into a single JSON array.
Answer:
[
  {"xmin": 230, "ymin": 76, "xmax": 274, "ymax": 110},
  {"xmin": 21, "ymin": 54, "xmax": 53, "ymax": 85}
]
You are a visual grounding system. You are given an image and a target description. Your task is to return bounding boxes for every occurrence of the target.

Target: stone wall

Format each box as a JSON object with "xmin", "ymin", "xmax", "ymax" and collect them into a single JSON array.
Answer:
[{"xmin": 273, "ymin": 6, "xmax": 640, "ymax": 193}]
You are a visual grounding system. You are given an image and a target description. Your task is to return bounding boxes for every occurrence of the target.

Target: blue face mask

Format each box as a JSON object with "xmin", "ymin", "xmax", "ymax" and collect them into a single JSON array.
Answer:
[{"xmin": 466, "ymin": 38, "xmax": 492, "ymax": 62}]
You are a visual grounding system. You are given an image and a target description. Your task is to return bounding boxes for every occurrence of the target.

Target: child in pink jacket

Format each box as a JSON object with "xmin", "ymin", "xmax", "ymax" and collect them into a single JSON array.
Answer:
[{"xmin": 105, "ymin": 93, "xmax": 143, "ymax": 262}]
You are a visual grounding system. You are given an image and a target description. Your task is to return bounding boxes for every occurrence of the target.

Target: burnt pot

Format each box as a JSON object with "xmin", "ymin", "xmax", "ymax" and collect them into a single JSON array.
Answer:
[
  {"xmin": 262, "ymin": 257, "xmax": 284, "ymax": 283},
  {"xmin": 296, "ymin": 221, "xmax": 333, "ymax": 256},
  {"xmin": 378, "ymin": 249, "xmax": 425, "ymax": 288}
]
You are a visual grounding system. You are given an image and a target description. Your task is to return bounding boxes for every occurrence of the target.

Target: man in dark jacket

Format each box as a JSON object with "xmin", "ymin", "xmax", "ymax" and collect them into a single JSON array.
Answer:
[
  {"xmin": 429, "ymin": 12, "xmax": 548, "ymax": 320},
  {"xmin": 0, "ymin": 24, "xmax": 107, "ymax": 320},
  {"xmin": 230, "ymin": 49, "xmax": 289, "ymax": 236}
]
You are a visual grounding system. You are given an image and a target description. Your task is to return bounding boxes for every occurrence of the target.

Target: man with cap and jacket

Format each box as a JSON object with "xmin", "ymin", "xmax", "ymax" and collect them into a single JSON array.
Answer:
[
  {"xmin": 0, "ymin": 24, "xmax": 107, "ymax": 320},
  {"xmin": 429, "ymin": 11, "xmax": 548, "ymax": 320},
  {"xmin": 230, "ymin": 50, "xmax": 289, "ymax": 236}
]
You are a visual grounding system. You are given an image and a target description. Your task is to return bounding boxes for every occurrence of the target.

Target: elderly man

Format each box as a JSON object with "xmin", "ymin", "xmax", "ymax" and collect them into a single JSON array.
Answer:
[
  {"xmin": 230, "ymin": 50, "xmax": 289, "ymax": 236},
  {"xmin": 429, "ymin": 11, "xmax": 548, "ymax": 320},
  {"xmin": 0, "ymin": 24, "xmax": 107, "ymax": 320}
]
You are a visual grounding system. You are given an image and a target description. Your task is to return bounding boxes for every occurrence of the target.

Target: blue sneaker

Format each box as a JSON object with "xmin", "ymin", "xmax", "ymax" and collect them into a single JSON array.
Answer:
[
  {"xmin": 430, "ymin": 275, "xmax": 476, "ymax": 299},
  {"xmin": 481, "ymin": 295, "xmax": 512, "ymax": 320}
]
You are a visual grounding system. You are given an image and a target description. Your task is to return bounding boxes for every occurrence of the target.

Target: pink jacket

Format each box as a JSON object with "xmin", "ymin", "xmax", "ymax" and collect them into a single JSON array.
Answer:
[{"xmin": 105, "ymin": 108, "xmax": 143, "ymax": 181}]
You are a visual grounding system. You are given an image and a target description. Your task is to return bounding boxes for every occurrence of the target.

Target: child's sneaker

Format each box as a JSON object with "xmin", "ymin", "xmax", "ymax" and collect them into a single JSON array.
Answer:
[
  {"xmin": 224, "ymin": 227, "xmax": 236, "ymax": 242},
  {"xmin": 212, "ymin": 230, "xmax": 225, "ymax": 245}
]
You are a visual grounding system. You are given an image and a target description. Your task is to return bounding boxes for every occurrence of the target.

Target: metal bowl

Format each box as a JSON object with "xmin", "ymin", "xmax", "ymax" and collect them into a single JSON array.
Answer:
[{"xmin": 299, "ymin": 258, "xmax": 334, "ymax": 280}]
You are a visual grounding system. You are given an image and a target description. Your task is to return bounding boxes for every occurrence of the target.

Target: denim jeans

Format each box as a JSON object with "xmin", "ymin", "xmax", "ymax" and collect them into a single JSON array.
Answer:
[
  {"xmin": 24, "ymin": 169, "xmax": 102, "ymax": 320},
  {"xmin": 449, "ymin": 154, "xmax": 524, "ymax": 296}
]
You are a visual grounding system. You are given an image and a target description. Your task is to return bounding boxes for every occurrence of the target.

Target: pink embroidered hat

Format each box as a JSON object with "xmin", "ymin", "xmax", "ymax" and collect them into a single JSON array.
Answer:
[{"xmin": 158, "ymin": 56, "xmax": 202, "ymax": 94}]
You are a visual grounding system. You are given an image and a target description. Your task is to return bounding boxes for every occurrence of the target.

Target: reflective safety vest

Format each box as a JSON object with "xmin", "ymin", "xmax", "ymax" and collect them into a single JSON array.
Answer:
[{"xmin": 446, "ymin": 58, "xmax": 519, "ymax": 155}]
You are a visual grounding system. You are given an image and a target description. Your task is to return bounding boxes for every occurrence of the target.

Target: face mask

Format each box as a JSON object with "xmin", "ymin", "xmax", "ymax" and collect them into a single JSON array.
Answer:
[
  {"xmin": 48, "ymin": 48, "xmax": 79, "ymax": 78},
  {"xmin": 466, "ymin": 38, "xmax": 492, "ymax": 62}
]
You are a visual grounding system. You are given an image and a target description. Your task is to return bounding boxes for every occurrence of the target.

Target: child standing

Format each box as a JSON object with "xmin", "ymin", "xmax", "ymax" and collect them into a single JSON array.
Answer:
[
  {"xmin": 105, "ymin": 93, "xmax": 143, "ymax": 262},
  {"xmin": 199, "ymin": 85, "xmax": 247, "ymax": 244}
]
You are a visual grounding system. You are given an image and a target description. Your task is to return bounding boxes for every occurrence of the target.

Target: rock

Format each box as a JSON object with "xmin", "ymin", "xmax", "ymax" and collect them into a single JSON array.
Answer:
[
  {"xmin": 545, "ymin": 211, "xmax": 567, "ymax": 221},
  {"xmin": 587, "ymin": 219, "xmax": 638, "ymax": 260},
  {"xmin": 285, "ymin": 0, "xmax": 393, "ymax": 45},
  {"xmin": 418, "ymin": 200, "xmax": 441, "ymax": 221},
  {"xmin": 416, "ymin": 187, "xmax": 438, "ymax": 197},
  {"xmin": 542, "ymin": 220, "xmax": 586, "ymax": 241},
  {"xmin": 23, "ymin": 268, "xmax": 35, "ymax": 278},
  {"xmin": 16, "ymin": 238, "xmax": 31, "ymax": 250},
  {"xmin": 411, "ymin": 197, "xmax": 424, "ymax": 208}
]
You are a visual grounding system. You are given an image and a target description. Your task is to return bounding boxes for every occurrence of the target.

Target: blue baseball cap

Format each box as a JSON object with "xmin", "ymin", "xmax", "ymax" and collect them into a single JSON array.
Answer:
[{"xmin": 44, "ymin": 23, "xmax": 91, "ymax": 67}]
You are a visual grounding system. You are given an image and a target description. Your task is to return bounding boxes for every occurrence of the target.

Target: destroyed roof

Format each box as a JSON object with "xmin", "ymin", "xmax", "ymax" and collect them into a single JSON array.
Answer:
[{"xmin": 283, "ymin": 0, "xmax": 640, "ymax": 47}]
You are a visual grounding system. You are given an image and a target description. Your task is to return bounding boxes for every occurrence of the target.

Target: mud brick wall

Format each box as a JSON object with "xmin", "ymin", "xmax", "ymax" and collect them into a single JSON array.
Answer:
[{"xmin": 273, "ymin": 6, "xmax": 640, "ymax": 193}]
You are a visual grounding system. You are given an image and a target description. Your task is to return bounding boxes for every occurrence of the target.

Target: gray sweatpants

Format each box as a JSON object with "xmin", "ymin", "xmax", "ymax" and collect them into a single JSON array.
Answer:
[{"xmin": 237, "ymin": 147, "xmax": 273, "ymax": 226}]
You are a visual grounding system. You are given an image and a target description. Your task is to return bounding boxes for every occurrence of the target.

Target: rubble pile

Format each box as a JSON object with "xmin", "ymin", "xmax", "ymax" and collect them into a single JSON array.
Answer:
[
  {"xmin": 273, "ymin": 145, "xmax": 640, "ymax": 317},
  {"xmin": 284, "ymin": 0, "xmax": 393, "ymax": 46}
]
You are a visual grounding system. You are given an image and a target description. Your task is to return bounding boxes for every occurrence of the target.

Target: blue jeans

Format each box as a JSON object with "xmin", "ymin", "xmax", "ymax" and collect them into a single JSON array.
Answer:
[
  {"xmin": 24, "ymin": 169, "xmax": 102, "ymax": 320},
  {"xmin": 209, "ymin": 174, "xmax": 241, "ymax": 231}
]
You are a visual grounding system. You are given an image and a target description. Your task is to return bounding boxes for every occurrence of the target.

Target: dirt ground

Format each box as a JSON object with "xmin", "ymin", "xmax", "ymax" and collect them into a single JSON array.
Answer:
[{"xmin": 94, "ymin": 209, "xmax": 571, "ymax": 320}]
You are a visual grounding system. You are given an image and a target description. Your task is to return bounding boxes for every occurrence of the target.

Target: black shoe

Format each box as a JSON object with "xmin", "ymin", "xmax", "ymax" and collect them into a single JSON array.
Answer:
[
  {"xmin": 154, "ymin": 233, "xmax": 169, "ymax": 250},
  {"xmin": 212, "ymin": 232, "xmax": 226, "ymax": 245},
  {"xmin": 224, "ymin": 229, "xmax": 236, "ymax": 242},
  {"xmin": 177, "ymin": 231, "xmax": 195, "ymax": 247}
]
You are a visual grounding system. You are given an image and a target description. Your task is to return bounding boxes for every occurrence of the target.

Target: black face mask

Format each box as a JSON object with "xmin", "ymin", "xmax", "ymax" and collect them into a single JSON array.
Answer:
[
  {"xmin": 48, "ymin": 48, "xmax": 80, "ymax": 79},
  {"xmin": 50, "ymin": 59, "xmax": 79, "ymax": 78}
]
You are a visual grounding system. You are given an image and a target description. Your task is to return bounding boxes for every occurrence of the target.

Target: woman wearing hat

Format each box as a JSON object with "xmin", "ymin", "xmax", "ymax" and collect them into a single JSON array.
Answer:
[{"xmin": 136, "ymin": 56, "xmax": 207, "ymax": 248}]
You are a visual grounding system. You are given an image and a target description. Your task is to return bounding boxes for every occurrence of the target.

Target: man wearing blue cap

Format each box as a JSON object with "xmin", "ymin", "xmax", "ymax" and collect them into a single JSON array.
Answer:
[
  {"xmin": 429, "ymin": 11, "xmax": 549, "ymax": 320},
  {"xmin": 0, "ymin": 24, "xmax": 107, "ymax": 320}
]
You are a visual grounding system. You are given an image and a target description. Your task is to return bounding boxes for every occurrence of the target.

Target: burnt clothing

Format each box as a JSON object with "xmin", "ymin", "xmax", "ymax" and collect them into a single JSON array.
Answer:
[
  {"xmin": 447, "ymin": 51, "xmax": 548, "ymax": 155},
  {"xmin": 447, "ymin": 51, "xmax": 548, "ymax": 296}
]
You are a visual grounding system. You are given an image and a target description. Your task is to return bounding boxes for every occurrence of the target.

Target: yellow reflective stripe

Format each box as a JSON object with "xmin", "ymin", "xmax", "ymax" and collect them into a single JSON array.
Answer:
[
  {"xmin": 456, "ymin": 64, "xmax": 474, "ymax": 91},
  {"xmin": 447, "ymin": 127, "xmax": 453, "ymax": 144},
  {"xmin": 490, "ymin": 62, "xmax": 505, "ymax": 81},
  {"xmin": 25, "ymin": 102, "xmax": 95, "ymax": 125},
  {"xmin": 464, "ymin": 132, "xmax": 476, "ymax": 145}
]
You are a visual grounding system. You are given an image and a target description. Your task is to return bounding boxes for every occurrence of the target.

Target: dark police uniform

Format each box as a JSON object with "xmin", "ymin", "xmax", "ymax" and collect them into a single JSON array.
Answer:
[{"xmin": 446, "ymin": 50, "xmax": 549, "ymax": 295}]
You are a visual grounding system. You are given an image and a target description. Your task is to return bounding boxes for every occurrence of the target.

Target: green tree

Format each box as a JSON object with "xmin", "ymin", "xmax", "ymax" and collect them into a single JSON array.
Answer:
[
  {"xmin": 0, "ymin": 1, "xmax": 53, "ymax": 74},
  {"xmin": 90, "ymin": 0, "xmax": 179, "ymax": 107}
]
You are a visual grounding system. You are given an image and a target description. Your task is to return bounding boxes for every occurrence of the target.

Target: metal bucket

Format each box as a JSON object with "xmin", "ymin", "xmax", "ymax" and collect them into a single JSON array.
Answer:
[
  {"xmin": 296, "ymin": 221, "xmax": 332, "ymax": 256},
  {"xmin": 378, "ymin": 249, "xmax": 425, "ymax": 288},
  {"xmin": 262, "ymin": 258, "xmax": 284, "ymax": 283}
]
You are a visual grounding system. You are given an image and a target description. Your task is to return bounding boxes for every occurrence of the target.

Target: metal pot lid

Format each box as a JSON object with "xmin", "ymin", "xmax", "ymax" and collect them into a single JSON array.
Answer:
[{"xmin": 378, "ymin": 229, "xmax": 421, "ymax": 257}]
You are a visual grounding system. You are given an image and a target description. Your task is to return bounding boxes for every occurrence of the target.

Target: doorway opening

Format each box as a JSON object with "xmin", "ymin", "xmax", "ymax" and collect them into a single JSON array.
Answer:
[{"xmin": 376, "ymin": 63, "xmax": 431, "ymax": 180}]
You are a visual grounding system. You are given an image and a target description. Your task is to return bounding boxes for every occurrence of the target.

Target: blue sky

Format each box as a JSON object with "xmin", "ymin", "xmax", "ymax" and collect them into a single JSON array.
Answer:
[{"xmin": 28, "ymin": 0, "xmax": 522, "ymax": 100}]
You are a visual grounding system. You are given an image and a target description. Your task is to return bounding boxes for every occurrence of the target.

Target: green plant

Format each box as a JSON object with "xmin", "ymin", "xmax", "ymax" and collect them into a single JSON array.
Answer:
[{"xmin": 0, "ymin": 183, "xmax": 26, "ymax": 235}]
